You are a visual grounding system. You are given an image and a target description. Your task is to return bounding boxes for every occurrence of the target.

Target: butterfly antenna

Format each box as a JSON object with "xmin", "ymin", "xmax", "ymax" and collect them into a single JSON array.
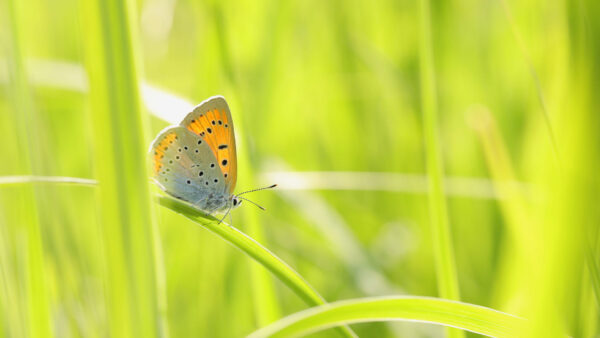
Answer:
[
  {"xmin": 236, "ymin": 184, "xmax": 277, "ymax": 197},
  {"xmin": 237, "ymin": 196, "xmax": 266, "ymax": 211}
]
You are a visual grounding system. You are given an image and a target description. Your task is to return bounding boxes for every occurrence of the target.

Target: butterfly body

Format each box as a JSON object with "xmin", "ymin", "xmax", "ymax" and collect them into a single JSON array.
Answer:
[{"xmin": 150, "ymin": 96, "xmax": 241, "ymax": 214}]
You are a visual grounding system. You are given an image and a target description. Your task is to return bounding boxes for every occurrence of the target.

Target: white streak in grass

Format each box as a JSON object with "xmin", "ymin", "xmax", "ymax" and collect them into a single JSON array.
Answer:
[
  {"xmin": 0, "ymin": 176, "xmax": 97, "ymax": 186},
  {"xmin": 141, "ymin": 84, "xmax": 193, "ymax": 124},
  {"xmin": 260, "ymin": 171, "xmax": 533, "ymax": 200},
  {"xmin": 0, "ymin": 59, "xmax": 192, "ymax": 125},
  {"xmin": 141, "ymin": 0, "xmax": 176, "ymax": 42}
]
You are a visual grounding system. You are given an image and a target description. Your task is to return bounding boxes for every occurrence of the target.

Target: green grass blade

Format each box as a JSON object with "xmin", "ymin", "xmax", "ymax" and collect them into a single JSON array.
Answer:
[
  {"xmin": 4, "ymin": 0, "xmax": 52, "ymax": 336},
  {"xmin": 80, "ymin": 0, "xmax": 162, "ymax": 336},
  {"xmin": 418, "ymin": 0, "xmax": 463, "ymax": 337},
  {"xmin": 247, "ymin": 296, "xmax": 525, "ymax": 338},
  {"xmin": 157, "ymin": 195, "xmax": 357, "ymax": 338},
  {"xmin": 246, "ymin": 208, "xmax": 282, "ymax": 325}
]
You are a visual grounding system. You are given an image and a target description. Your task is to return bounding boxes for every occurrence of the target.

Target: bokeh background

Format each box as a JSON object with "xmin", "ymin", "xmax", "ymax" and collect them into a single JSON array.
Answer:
[{"xmin": 0, "ymin": 0, "xmax": 598, "ymax": 337}]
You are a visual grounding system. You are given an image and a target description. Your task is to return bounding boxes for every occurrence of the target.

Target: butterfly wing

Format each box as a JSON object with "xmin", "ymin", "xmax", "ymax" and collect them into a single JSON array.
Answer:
[
  {"xmin": 150, "ymin": 126, "xmax": 229, "ymax": 208},
  {"xmin": 179, "ymin": 96, "xmax": 237, "ymax": 194}
]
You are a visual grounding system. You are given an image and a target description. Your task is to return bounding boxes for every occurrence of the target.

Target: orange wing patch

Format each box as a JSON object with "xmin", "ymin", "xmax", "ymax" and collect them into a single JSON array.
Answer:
[
  {"xmin": 185, "ymin": 108, "xmax": 236, "ymax": 186},
  {"xmin": 152, "ymin": 132, "xmax": 178, "ymax": 174}
]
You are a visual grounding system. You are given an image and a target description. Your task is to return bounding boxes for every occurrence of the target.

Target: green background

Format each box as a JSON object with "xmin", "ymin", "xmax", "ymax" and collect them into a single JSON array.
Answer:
[{"xmin": 0, "ymin": 0, "xmax": 598, "ymax": 337}]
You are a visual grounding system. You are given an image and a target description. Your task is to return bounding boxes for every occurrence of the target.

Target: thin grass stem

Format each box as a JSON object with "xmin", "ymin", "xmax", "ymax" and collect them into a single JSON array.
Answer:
[{"xmin": 419, "ymin": 0, "xmax": 463, "ymax": 337}]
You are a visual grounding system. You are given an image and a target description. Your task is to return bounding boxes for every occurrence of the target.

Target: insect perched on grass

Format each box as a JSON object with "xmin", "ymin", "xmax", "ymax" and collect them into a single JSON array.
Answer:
[{"xmin": 149, "ymin": 96, "xmax": 275, "ymax": 222}]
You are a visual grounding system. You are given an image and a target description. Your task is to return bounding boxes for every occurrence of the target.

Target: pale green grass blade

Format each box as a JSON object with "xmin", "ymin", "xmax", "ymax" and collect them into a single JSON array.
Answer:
[
  {"xmin": 4, "ymin": 0, "xmax": 52, "ymax": 336},
  {"xmin": 517, "ymin": 5, "xmax": 593, "ymax": 333},
  {"xmin": 247, "ymin": 296, "xmax": 525, "ymax": 338},
  {"xmin": 418, "ymin": 0, "xmax": 463, "ymax": 337},
  {"xmin": 209, "ymin": 0, "xmax": 282, "ymax": 324},
  {"xmin": 245, "ymin": 207, "xmax": 282, "ymax": 325},
  {"xmin": 499, "ymin": 0, "xmax": 560, "ymax": 163},
  {"xmin": 80, "ymin": 0, "xmax": 163, "ymax": 336},
  {"xmin": 157, "ymin": 195, "xmax": 357, "ymax": 338},
  {"xmin": 468, "ymin": 107, "xmax": 535, "ymax": 311},
  {"xmin": 239, "ymin": 152, "xmax": 282, "ymax": 325}
]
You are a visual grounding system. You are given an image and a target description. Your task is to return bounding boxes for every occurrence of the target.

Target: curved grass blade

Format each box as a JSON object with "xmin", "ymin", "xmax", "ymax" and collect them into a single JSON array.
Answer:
[
  {"xmin": 157, "ymin": 195, "xmax": 357, "ymax": 338},
  {"xmin": 247, "ymin": 296, "xmax": 525, "ymax": 338}
]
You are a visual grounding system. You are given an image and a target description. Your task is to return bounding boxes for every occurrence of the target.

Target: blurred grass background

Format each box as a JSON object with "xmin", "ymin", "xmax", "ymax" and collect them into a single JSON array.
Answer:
[{"xmin": 0, "ymin": 0, "xmax": 598, "ymax": 337}]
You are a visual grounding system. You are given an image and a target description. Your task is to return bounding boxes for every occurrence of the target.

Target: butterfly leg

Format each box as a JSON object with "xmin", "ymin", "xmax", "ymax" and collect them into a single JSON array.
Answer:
[
  {"xmin": 204, "ymin": 205, "xmax": 228, "ymax": 225},
  {"xmin": 217, "ymin": 204, "xmax": 233, "ymax": 226}
]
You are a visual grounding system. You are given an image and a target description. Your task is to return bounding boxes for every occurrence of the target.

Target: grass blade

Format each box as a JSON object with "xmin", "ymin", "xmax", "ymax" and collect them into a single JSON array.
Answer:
[
  {"xmin": 238, "ymin": 148, "xmax": 282, "ymax": 325},
  {"xmin": 418, "ymin": 0, "xmax": 463, "ymax": 337},
  {"xmin": 247, "ymin": 296, "xmax": 525, "ymax": 338},
  {"xmin": 499, "ymin": 0, "xmax": 560, "ymax": 164},
  {"xmin": 157, "ymin": 195, "xmax": 357, "ymax": 338},
  {"xmin": 80, "ymin": 0, "xmax": 163, "ymax": 336},
  {"xmin": 4, "ymin": 0, "xmax": 53, "ymax": 336}
]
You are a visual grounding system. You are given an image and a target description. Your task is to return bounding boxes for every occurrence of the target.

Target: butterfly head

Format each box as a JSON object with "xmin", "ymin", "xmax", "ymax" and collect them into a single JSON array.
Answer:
[
  {"xmin": 231, "ymin": 196, "xmax": 243, "ymax": 209},
  {"xmin": 230, "ymin": 184, "xmax": 277, "ymax": 211},
  {"xmin": 217, "ymin": 185, "xmax": 277, "ymax": 224}
]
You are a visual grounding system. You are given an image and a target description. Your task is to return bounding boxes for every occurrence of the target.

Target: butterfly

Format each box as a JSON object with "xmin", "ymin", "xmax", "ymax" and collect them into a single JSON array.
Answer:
[{"xmin": 149, "ymin": 95, "xmax": 274, "ymax": 219}]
